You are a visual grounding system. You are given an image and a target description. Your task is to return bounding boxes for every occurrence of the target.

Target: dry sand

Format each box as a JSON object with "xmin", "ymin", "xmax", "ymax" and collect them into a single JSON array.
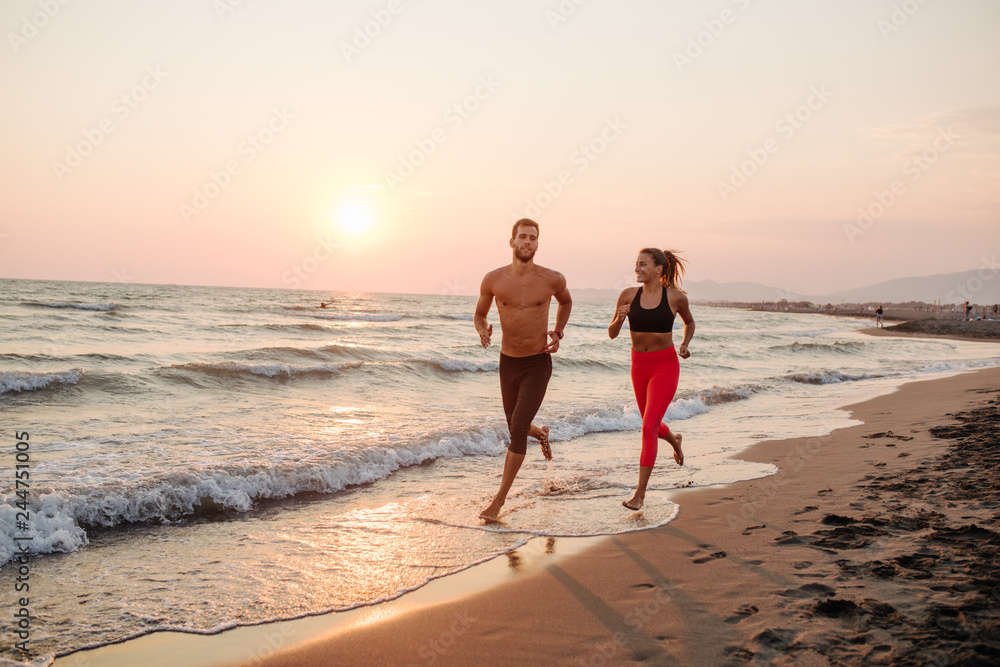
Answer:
[{"xmin": 225, "ymin": 367, "xmax": 1000, "ymax": 667}]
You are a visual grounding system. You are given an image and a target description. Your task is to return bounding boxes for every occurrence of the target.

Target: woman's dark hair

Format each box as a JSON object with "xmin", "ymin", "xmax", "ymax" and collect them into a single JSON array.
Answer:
[{"xmin": 639, "ymin": 248, "xmax": 687, "ymax": 292}]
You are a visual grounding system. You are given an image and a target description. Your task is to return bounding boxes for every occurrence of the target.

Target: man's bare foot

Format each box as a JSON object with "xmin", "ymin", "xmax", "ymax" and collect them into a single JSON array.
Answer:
[
  {"xmin": 622, "ymin": 495, "xmax": 644, "ymax": 511},
  {"xmin": 529, "ymin": 424, "xmax": 552, "ymax": 460},
  {"xmin": 479, "ymin": 500, "xmax": 503, "ymax": 522},
  {"xmin": 537, "ymin": 425, "xmax": 551, "ymax": 460}
]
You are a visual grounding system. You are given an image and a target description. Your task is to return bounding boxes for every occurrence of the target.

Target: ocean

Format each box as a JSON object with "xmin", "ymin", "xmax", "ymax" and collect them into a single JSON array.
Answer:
[{"xmin": 2, "ymin": 278, "xmax": 999, "ymax": 666}]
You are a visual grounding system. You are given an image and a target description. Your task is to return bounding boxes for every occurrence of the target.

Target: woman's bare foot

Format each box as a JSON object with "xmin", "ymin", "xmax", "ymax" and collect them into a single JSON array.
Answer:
[
  {"xmin": 667, "ymin": 432, "xmax": 683, "ymax": 466},
  {"xmin": 622, "ymin": 494, "xmax": 644, "ymax": 511},
  {"xmin": 479, "ymin": 499, "xmax": 503, "ymax": 522},
  {"xmin": 529, "ymin": 424, "xmax": 552, "ymax": 460}
]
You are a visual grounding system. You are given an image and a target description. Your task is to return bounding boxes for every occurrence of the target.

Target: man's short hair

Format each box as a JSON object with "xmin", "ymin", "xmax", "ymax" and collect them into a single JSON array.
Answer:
[{"xmin": 511, "ymin": 218, "xmax": 539, "ymax": 239}]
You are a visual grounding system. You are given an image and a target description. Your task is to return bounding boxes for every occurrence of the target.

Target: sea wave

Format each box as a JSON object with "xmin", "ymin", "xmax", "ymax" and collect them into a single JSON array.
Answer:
[
  {"xmin": 0, "ymin": 425, "xmax": 512, "ymax": 561},
  {"xmin": 770, "ymin": 340, "xmax": 866, "ymax": 353},
  {"xmin": 170, "ymin": 361, "xmax": 361, "ymax": 378},
  {"xmin": 221, "ymin": 322, "xmax": 332, "ymax": 333},
  {"xmin": 697, "ymin": 383, "xmax": 762, "ymax": 405},
  {"xmin": 21, "ymin": 301, "xmax": 117, "ymax": 312},
  {"xmin": 0, "ymin": 369, "xmax": 85, "ymax": 394},
  {"xmin": 785, "ymin": 370, "xmax": 881, "ymax": 385},
  {"xmin": 555, "ymin": 357, "xmax": 628, "ymax": 372},
  {"xmin": 408, "ymin": 359, "xmax": 499, "ymax": 373},
  {"xmin": 0, "ymin": 383, "xmax": 760, "ymax": 562},
  {"xmin": 309, "ymin": 313, "xmax": 403, "ymax": 322}
]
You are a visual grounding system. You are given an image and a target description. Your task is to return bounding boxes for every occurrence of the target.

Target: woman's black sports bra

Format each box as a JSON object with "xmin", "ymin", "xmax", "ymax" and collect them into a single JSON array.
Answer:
[{"xmin": 627, "ymin": 286, "xmax": 675, "ymax": 333}]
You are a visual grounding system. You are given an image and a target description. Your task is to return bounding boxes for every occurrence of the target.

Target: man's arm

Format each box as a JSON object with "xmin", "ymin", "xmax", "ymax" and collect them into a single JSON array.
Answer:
[
  {"xmin": 474, "ymin": 274, "xmax": 495, "ymax": 348},
  {"xmin": 543, "ymin": 272, "xmax": 572, "ymax": 353}
]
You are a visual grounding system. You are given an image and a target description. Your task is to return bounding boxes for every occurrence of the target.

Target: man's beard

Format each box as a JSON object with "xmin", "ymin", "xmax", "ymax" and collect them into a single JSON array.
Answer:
[{"xmin": 515, "ymin": 247, "xmax": 536, "ymax": 261}]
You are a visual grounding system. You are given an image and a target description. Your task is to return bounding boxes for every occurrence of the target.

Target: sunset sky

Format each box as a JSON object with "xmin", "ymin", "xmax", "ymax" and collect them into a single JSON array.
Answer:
[{"xmin": 2, "ymin": 0, "xmax": 998, "ymax": 297}]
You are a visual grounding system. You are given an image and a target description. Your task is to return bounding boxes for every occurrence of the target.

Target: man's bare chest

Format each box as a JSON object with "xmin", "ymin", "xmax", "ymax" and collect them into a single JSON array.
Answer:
[{"xmin": 494, "ymin": 278, "xmax": 551, "ymax": 310}]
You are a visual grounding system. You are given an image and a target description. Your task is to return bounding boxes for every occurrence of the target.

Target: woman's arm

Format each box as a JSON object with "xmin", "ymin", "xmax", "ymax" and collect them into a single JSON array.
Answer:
[
  {"xmin": 608, "ymin": 289, "xmax": 632, "ymax": 339},
  {"xmin": 671, "ymin": 289, "xmax": 695, "ymax": 358}
]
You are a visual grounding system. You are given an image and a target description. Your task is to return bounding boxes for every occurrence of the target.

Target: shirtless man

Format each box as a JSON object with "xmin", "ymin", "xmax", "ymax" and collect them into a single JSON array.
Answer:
[{"xmin": 475, "ymin": 219, "xmax": 572, "ymax": 521}]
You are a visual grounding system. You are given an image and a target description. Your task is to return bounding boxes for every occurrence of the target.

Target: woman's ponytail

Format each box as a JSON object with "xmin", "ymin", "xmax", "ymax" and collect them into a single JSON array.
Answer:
[{"xmin": 660, "ymin": 249, "xmax": 687, "ymax": 292}]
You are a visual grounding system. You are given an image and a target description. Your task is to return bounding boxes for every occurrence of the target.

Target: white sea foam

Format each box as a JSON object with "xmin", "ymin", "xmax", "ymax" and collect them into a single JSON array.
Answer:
[
  {"xmin": 0, "ymin": 425, "xmax": 513, "ymax": 558},
  {"xmin": 0, "ymin": 369, "xmax": 84, "ymax": 394},
  {"xmin": 0, "ymin": 498, "xmax": 89, "ymax": 564}
]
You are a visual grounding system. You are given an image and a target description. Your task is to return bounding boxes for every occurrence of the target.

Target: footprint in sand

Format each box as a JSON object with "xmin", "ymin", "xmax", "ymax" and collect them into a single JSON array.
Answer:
[
  {"xmin": 692, "ymin": 551, "xmax": 727, "ymax": 564},
  {"xmin": 724, "ymin": 604, "xmax": 759, "ymax": 624}
]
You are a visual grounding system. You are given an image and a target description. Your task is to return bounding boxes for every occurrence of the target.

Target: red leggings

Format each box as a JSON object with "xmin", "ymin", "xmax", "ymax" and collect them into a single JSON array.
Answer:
[{"xmin": 630, "ymin": 346, "xmax": 680, "ymax": 467}]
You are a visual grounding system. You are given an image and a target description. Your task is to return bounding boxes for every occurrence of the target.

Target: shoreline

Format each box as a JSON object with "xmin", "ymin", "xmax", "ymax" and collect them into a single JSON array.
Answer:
[
  {"xmin": 51, "ymin": 366, "xmax": 1000, "ymax": 667},
  {"xmin": 229, "ymin": 366, "xmax": 1000, "ymax": 666}
]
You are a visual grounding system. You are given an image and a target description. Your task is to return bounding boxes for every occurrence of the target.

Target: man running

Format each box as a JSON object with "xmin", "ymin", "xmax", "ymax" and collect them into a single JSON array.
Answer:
[{"xmin": 475, "ymin": 219, "xmax": 572, "ymax": 522}]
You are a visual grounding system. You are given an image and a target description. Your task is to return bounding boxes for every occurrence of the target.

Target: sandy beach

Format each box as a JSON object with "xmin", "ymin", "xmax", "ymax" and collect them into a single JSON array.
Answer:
[{"xmin": 190, "ymin": 365, "xmax": 1000, "ymax": 666}]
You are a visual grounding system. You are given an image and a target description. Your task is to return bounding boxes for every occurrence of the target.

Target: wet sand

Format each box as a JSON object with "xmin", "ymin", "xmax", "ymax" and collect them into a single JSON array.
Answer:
[{"xmin": 222, "ymin": 367, "xmax": 1000, "ymax": 666}]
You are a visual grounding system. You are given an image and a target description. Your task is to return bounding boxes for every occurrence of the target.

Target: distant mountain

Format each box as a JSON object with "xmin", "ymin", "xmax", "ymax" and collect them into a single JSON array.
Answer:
[
  {"xmin": 575, "ymin": 267, "xmax": 1000, "ymax": 306},
  {"xmin": 684, "ymin": 279, "xmax": 808, "ymax": 303},
  {"xmin": 812, "ymin": 269, "xmax": 1000, "ymax": 306}
]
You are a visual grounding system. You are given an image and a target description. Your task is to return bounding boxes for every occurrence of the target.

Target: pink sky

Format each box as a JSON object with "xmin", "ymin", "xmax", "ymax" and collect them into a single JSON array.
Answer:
[{"xmin": 2, "ymin": 0, "xmax": 998, "ymax": 297}]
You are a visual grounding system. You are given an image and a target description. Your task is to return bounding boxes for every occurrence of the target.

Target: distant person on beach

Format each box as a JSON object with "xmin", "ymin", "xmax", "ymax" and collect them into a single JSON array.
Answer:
[
  {"xmin": 609, "ymin": 249, "xmax": 695, "ymax": 511},
  {"xmin": 876, "ymin": 305, "xmax": 884, "ymax": 328},
  {"xmin": 964, "ymin": 301, "xmax": 972, "ymax": 319},
  {"xmin": 475, "ymin": 219, "xmax": 572, "ymax": 522}
]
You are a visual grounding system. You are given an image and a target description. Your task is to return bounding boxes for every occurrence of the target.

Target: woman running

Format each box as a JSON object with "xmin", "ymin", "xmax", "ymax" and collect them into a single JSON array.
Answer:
[{"xmin": 609, "ymin": 248, "xmax": 695, "ymax": 510}]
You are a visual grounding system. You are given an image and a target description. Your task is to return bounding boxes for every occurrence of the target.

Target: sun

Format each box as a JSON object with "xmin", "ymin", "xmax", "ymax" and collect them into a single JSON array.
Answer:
[{"xmin": 335, "ymin": 201, "xmax": 376, "ymax": 238}]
